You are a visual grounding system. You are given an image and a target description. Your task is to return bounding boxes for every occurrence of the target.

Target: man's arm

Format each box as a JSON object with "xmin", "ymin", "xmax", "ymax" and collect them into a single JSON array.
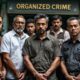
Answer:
[
  {"xmin": 0, "ymin": 56, "xmax": 3, "ymax": 78},
  {"xmin": 43, "ymin": 38, "xmax": 61, "ymax": 78},
  {"xmin": 0, "ymin": 56, "xmax": 2, "ymax": 71},
  {"xmin": 61, "ymin": 61, "xmax": 75, "ymax": 80},
  {"xmin": 0, "ymin": 55, "xmax": 6, "ymax": 79},
  {"xmin": 1, "ymin": 65, "xmax": 6, "ymax": 79},
  {"xmin": 23, "ymin": 55, "xmax": 38, "ymax": 76},
  {"xmin": 2, "ymin": 52, "xmax": 20, "ymax": 79},
  {"xmin": 44, "ymin": 57, "xmax": 60, "ymax": 78},
  {"xmin": 23, "ymin": 54, "xmax": 47, "ymax": 80}
]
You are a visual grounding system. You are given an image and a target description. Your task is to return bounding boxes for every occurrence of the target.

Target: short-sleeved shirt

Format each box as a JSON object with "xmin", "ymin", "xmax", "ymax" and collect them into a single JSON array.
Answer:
[
  {"xmin": 1, "ymin": 29, "xmax": 29, "ymax": 79},
  {"xmin": 22, "ymin": 33, "xmax": 61, "ymax": 79},
  {"xmin": 61, "ymin": 37, "xmax": 80, "ymax": 76}
]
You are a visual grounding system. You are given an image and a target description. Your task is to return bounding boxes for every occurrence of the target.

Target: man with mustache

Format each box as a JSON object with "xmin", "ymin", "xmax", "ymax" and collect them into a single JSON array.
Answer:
[
  {"xmin": 47, "ymin": 15, "xmax": 70, "ymax": 80},
  {"xmin": 1, "ymin": 15, "xmax": 29, "ymax": 80},
  {"xmin": 25, "ymin": 18, "xmax": 35, "ymax": 37},
  {"xmin": 61, "ymin": 17, "xmax": 80, "ymax": 80},
  {"xmin": 22, "ymin": 14, "xmax": 61, "ymax": 80},
  {"xmin": 47, "ymin": 15, "xmax": 70, "ymax": 47}
]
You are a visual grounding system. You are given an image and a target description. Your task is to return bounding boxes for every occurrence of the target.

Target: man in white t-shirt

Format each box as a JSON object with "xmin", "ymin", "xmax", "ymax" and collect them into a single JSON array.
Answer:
[{"xmin": 1, "ymin": 15, "xmax": 29, "ymax": 80}]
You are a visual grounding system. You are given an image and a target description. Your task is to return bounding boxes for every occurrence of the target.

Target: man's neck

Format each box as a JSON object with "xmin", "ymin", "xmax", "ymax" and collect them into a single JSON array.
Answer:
[
  {"xmin": 14, "ymin": 29, "xmax": 23, "ymax": 37},
  {"xmin": 29, "ymin": 33, "xmax": 35, "ymax": 37},
  {"xmin": 53, "ymin": 28, "xmax": 60, "ymax": 33},
  {"xmin": 71, "ymin": 35, "xmax": 78, "ymax": 43},
  {"xmin": 38, "ymin": 32, "xmax": 46, "ymax": 40},
  {"xmin": 16, "ymin": 32, "xmax": 23, "ymax": 37}
]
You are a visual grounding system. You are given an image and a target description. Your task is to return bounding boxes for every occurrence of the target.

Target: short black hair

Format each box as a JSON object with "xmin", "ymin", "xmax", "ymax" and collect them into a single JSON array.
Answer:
[
  {"xmin": 26, "ymin": 18, "xmax": 34, "ymax": 25},
  {"xmin": 51, "ymin": 15, "xmax": 62, "ymax": 21},
  {"xmin": 34, "ymin": 14, "xmax": 49, "ymax": 23},
  {"xmin": 67, "ymin": 17, "xmax": 79, "ymax": 25}
]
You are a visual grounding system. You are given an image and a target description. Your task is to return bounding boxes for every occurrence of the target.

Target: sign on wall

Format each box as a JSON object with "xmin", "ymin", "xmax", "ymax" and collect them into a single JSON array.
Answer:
[{"xmin": 7, "ymin": 1, "xmax": 79, "ymax": 15}]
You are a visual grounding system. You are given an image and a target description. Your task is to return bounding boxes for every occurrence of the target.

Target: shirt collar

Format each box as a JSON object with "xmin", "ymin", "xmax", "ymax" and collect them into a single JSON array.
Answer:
[
  {"xmin": 50, "ymin": 28, "xmax": 63, "ymax": 35},
  {"xmin": 12, "ymin": 29, "xmax": 27, "ymax": 39},
  {"xmin": 57, "ymin": 28, "xmax": 63, "ymax": 33},
  {"xmin": 69, "ymin": 34, "xmax": 80, "ymax": 43},
  {"xmin": 33, "ymin": 32, "xmax": 50, "ymax": 40},
  {"xmin": 77, "ymin": 33, "xmax": 80, "ymax": 42}
]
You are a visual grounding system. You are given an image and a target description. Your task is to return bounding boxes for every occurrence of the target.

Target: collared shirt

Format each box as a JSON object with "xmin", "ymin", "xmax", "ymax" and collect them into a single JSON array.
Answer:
[
  {"xmin": 61, "ymin": 35, "xmax": 80, "ymax": 76},
  {"xmin": 47, "ymin": 28, "xmax": 70, "ymax": 46},
  {"xmin": 1, "ymin": 29, "xmax": 29, "ymax": 79},
  {"xmin": 22, "ymin": 33, "xmax": 61, "ymax": 79}
]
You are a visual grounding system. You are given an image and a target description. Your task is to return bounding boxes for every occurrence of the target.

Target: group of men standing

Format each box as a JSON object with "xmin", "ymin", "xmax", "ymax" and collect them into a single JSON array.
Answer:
[{"xmin": 0, "ymin": 14, "xmax": 80, "ymax": 80}]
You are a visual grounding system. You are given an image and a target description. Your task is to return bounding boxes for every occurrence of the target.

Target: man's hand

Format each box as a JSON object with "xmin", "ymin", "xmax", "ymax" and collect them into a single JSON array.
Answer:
[
  {"xmin": 73, "ymin": 74, "xmax": 80, "ymax": 80},
  {"xmin": 18, "ymin": 71, "xmax": 26, "ymax": 80},
  {"xmin": 0, "ymin": 71, "xmax": 2, "ymax": 79},
  {"xmin": 0, "ymin": 67, "xmax": 6, "ymax": 79},
  {"xmin": 35, "ymin": 72, "xmax": 47, "ymax": 80},
  {"xmin": 1, "ymin": 68, "xmax": 6, "ymax": 79},
  {"xmin": 15, "ymin": 71, "xmax": 21, "ymax": 80},
  {"xmin": 43, "ymin": 72, "xmax": 50, "ymax": 79},
  {"xmin": 66, "ymin": 74, "xmax": 75, "ymax": 80}
]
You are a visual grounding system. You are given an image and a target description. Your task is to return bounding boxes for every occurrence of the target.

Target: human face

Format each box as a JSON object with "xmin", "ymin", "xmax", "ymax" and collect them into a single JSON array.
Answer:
[
  {"xmin": 13, "ymin": 17, "xmax": 25, "ymax": 33},
  {"xmin": 35, "ymin": 18, "xmax": 48, "ymax": 35},
  {"xmin": 67, "ymin": 19, "xmax": 80, "ymax": 37},
  {"xmin": 0, "ymin": 17, "xmax": 2, "ymax": 32},
  {"xmin": 26, "ymin": 23, "xmax": 35, "ymax": 36},
  {"xmin": 52, "ymin": 19, "xmax": 62, "ymax": 31}
]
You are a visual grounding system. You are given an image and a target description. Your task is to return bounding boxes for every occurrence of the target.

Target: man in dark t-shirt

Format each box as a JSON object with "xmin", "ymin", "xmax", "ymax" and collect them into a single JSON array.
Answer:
[
  {"xmin": 22, "ymin": 14, "xmax": 61, "ymax": 80},
  {"xmin": 61, "ymin": 17, "xmax": 80, "ymax": 80}
]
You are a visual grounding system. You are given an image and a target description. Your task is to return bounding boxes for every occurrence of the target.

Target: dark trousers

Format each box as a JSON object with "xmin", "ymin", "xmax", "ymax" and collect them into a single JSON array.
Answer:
[
  {"xmin": 26, "ymin": 73, "xmax": 58, "ymax": 80},
  {"xmin": 56, "ymin": 66, "xmax": 66, "ymax": 80}
]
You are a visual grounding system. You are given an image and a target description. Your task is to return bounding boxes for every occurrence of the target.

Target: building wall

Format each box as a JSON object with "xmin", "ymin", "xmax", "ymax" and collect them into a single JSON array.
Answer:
[{"xmin": 0, "ymin": 0, "xmax": 80, "ymax": 34}]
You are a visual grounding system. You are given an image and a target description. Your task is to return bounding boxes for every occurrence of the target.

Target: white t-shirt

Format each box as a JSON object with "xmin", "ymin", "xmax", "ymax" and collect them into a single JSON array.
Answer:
[{"xmin": 1, "ymin": 30, "xmax": 29, "ymax": 79}]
